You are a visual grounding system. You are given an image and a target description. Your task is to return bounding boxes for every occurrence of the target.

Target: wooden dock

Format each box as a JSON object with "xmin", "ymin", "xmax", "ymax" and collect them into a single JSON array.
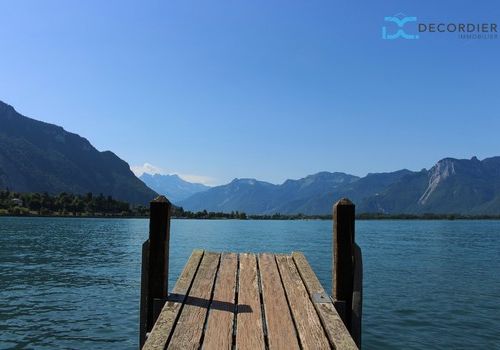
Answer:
[{"xmin": 139, "ymin": 197, "xmax": 362, "ymax": 350}]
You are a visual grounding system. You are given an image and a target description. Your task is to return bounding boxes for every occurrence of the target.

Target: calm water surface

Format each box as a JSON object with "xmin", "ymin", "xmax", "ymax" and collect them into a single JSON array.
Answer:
[{"xmin": 0, "ymin": 218, "xmax": 499, "ymax": 349}]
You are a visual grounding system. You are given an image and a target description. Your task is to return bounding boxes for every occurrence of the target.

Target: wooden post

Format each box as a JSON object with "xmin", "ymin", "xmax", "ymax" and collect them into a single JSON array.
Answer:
[
  {"xmin": 139, "ymin": 196, "xmax": 171, "ymax": 348},
  {"xmin": 332, "ymin": 198, "xmax": 354, "ymax": 318},
  {"xmin": 332, "ymin": 198, "xmax": 355, "ymax": 331},
  {"xmin": 332, "ymin": 198, "xmax": 362, "ymax": 348},
  {"xmin": 351, "ymin": 243, "xmax": 363, "ymax": 348},
  {"xmin": 139, "ymin": 239, "xmax": 150, "ymax": 348}
]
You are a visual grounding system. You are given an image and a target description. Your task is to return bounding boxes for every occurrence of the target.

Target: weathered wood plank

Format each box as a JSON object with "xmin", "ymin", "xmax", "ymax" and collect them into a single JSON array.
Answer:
[
  {"xmin": 203, "ymin": 253, "xmax": 238, "ymax": 350},
  {"xmin": 258, "ymin": 253, "xmax": 300, "ymax": 350},
  {"xmin": 143, "ymin": 249, "xmax": 204, "ymax": 350},
  {"xmin": 236, "ymin": 253, "xmax": 265, "ymax": 350},
  {"xmin": 168, "ymin": 252, "xmax": 221, "ymax": 350},
  {"xmin": 292, "ymin": 252, "xmax": 358, "ymax": 350},
  {"xmin": 276, "ymin": 255, "xmax": 331, "ymax": 350}
]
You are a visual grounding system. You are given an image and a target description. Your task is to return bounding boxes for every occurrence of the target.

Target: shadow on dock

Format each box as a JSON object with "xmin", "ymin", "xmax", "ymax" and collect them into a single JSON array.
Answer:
[{"xmin": 169, "ymin": 293, "xmax": 252, "ymax": 313}]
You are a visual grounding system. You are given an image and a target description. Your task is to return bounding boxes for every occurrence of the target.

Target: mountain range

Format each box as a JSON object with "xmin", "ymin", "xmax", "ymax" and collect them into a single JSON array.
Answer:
[
  {"xmin": 360, "ymin": 156, "xmax": 500, "ymax": 215},
  {"xmin": 2, "ymin": 99, "xmax": 500, "ymax": 215},
  {"xmin": 0, "ymin": 100, "xmax": 157, "ymax": 204},
  {"xmin": 178, "ymin": 157, "xmax": 500, "ymax": 215},
  {"xmin": 139, "ymin": 173, "xmax": 209, "ymax": 203}
]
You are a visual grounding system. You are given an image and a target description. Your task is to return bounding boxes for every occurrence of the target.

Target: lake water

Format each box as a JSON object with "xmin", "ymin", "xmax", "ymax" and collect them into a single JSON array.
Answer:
[{"xmin": 0, "ymin": 218, "xmax": 499, "ymax": 349}]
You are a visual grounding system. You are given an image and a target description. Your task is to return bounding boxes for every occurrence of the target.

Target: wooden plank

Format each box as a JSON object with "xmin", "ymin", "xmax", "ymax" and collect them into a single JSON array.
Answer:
[
  {"xmin": 258, "ymin": 253, "xmax": 300, "ymax": 350},
  {"xmin": 203, "ymin": 253, "xmax": 238, "ymax": 350},
  {"xmin": 143, "ymin": 249, "xmax": 204, "ymax": 350},
  {"xmin": 236, "ymin": 253, "xmax": 265, "ymax": 350},
  {"xmin": 292, "ymin": 252, "xmax": 358, "ymax": 350},
  {"xmin": 276, "ymin": 255, "xmax": 331, "ymax": 350},
  {"xmin": 168, "ymin": 252, "xmax": 221, "ymax": 350}
]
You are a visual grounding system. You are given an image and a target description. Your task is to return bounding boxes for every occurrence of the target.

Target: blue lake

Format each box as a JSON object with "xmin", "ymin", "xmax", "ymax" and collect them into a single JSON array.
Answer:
[{"xmin": 1, "ymin": 218, "xmax": 499, "ymax": 349}]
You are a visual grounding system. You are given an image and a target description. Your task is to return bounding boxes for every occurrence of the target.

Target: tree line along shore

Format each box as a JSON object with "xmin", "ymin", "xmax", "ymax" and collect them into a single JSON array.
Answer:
[{"xmin": 1, "ymin": 190, "xmax": 499, "ymax": 220}]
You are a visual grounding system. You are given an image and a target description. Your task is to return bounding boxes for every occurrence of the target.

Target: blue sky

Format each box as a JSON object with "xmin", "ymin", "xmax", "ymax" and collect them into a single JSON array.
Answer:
[{"xmin": 1, "ymin": 1, "xmax": 499, "ymax": 185}]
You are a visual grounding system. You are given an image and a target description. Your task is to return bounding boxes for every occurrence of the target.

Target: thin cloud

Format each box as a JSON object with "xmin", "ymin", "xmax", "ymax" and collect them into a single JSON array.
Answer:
[
  {"xmin": 178, "ymin": 174, "xmax": 216, "ymax": 186},
  {"xmin": 131, "ymin": 163, "xmax": 215, "ymax": 186},
  {"xmin": 131, "ymin": 162, "xmax": 166, "ymax": 176}
]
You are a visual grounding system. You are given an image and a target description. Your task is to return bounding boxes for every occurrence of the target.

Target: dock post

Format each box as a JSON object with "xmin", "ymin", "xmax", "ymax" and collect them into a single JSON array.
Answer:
[
  {"xmin": 351, "ymin": 241, "xmax": 363, "ymax": 348},
  {"xmin": 333, "ymin": 198, "xmax": 362, "ymax": 348},
  {"xmin": 139, "ymin": 196, "xmax": 171, "ymax": 348}
]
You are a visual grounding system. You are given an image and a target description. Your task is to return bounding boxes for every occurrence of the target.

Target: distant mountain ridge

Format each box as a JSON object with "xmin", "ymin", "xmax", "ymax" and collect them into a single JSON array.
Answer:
[
  {"xmin": 0, "ymin": 100, "xmax": 157, "ymax": 204},
  {"xmin": 139, "ymin": 173, "xmax": 209, "ymax": 203},
  {"xmin": 361, "ymin": 156, "xmax": 500, "ymax": 214},
  {"xmin": 179, "ymin": 157, "xmax": 500, "ymax": 215},
  {"xmin": 178, "ymin": 171, "xmax": 392, "ymax": 214}
]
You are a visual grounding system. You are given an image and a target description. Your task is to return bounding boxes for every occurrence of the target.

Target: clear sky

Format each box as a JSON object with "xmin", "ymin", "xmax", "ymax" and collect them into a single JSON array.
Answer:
[{"xmin": 1, "ymin": 1, "xmax": 499, "ymax": 185}]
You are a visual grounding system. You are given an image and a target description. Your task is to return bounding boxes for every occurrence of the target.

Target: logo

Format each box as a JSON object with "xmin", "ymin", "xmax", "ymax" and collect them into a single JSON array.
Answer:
[
  {"xmin": 382, "ymin": 13, "xmax": 498, "ymax": 40},
  {"xmin": 382, "ymin": 13, "xmax": 419, "ymax": 40}
]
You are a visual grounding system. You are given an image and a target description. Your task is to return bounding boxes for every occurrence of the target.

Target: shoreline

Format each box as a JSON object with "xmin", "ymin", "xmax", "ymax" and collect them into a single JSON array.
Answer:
[{"xmin": 1, "ymin": 213, "xmax": 500, "ymax": 220}]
